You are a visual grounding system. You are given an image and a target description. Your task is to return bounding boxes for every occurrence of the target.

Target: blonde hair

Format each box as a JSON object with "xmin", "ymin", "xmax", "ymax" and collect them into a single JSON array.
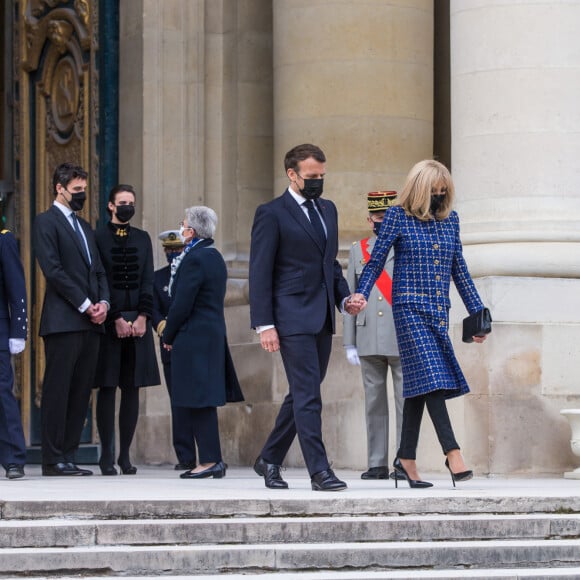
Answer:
[{"xmin": 398, "ymin": 160, "xmax": 455, "ymax": 221}]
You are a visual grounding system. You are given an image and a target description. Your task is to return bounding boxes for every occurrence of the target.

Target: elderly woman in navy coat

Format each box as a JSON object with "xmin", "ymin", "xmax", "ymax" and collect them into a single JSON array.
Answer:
[
  {"xmin": 162, "ymin": 206, "xmax": 242, "ymax": 479},
  {"xmin": 353, "ymin": 160, "xmax": 488, "ymax": 488}
]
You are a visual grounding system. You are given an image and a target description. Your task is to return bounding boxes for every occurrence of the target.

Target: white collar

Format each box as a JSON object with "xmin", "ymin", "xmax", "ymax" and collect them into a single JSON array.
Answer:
[{"xmin": 287, "ymin": 186, "xmax": 308, "ymax": 206}]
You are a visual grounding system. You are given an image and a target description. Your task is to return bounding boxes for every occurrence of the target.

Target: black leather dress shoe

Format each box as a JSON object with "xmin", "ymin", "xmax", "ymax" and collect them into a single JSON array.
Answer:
[
  {"xmin": 311, "ymin": 468, "xmax": 347, "ymax": 491},
  {"xmin": 67, "ymin": 463, "xmax": 93, "ymax": 476},
  {"xmin": 42, "ymin": 462, "xmax": 85, "ymax": 476},
  {"xmin": 4, "ymin": 464, "xmax": 25, "ymax": 479},
  {"xmin": 253, "ymin": 456, "xmax": 288, "ymax": 489},
  {"xmin": 175, "ymin": 462, "xmax": 197, "ymax": 471},
  {"xmin": 389, "ymin": 470, "xmax": 406, "ymax": 481},
  {"xmin": 361, "ymin": 466, "xmax": 389, "ymax": 480},
  {"xmin": 180, "ymin": 461, "xmax": 226, "ymax": 479}
]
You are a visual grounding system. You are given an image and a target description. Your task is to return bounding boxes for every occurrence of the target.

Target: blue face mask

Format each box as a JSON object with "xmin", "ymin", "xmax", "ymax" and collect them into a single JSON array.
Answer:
[
  {"xmin": 372, "ymin": 221, "xmax": 382, "ymax": 237},
  {"xmin": 166, "ymin": 250, "xmax": 181, "ymax": 264}
]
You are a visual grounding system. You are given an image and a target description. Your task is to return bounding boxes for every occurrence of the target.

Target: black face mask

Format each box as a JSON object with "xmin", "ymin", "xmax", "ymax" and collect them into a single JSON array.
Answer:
[
  {"xmin": 67, "ymin": 190, "xmax": 86, "ymax": 212},
  {"xmin": 372, "ymin": 221, "xmax": 382, "ymax": 236},
  {"xmin": 166, "ymin": 250, "xmax": 181, "ymax": 264},
  {"xmin": 115, "ymin": 204, "xmax": 135, "ymax": 223},
  {"xmin": 430, "ymin": 195, "xmax": 445, "ymax": 215},
  {"xmin": 300, "ymin": 178, "xmax": 324, "ymax": 200}
]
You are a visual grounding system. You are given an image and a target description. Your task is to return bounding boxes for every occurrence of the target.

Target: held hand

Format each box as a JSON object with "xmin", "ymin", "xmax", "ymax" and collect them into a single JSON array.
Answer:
[
  {"xmin": 115, "ymin": 317, "xmax": 133, "ymax": 338},
  {"xmin": 131, "ymin": 315, "xmax": 147, "ymax": 338},
  {"xmin": 260, "ymin": 327, "xmax": 280, "ymax": 353},
  {"xmin": 345, "ymin": 346, "xmax": 360, "ymax": 366},
  {"xmin": 345, "ymin": 293, "xmax": 367, "ymax": 315},
  {"xmin": 163, "ymin": 343, "xmax": 172, "ymax": 351},
  {"xmin": 473, "ymin": 335, "xmax": 487, "ymax": 344}
]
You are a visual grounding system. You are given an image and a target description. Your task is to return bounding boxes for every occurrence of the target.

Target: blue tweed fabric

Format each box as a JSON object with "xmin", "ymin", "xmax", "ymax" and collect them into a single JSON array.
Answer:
[{"xmin": 356, "ymin": 206, "xmax": 484, "ymax": 399}]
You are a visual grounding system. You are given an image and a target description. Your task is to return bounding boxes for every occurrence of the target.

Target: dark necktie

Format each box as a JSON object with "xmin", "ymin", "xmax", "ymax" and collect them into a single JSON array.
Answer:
[
  {"xmin": 71, "ymin": 213, "xmax": 91, "ymax": 263},
  {"xmin": 304, "ymin": 200, "xmax": 326, "ymax": 247}
]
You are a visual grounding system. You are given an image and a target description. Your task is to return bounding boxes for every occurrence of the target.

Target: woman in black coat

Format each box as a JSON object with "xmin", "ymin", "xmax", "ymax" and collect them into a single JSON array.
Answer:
[
  {"xmin": 162, "ymin": 206, "xmax": 241, "ymax": 479},
  {"xmin": 94, "ymin": 185, "xmax": 160, "ymax": 475}
]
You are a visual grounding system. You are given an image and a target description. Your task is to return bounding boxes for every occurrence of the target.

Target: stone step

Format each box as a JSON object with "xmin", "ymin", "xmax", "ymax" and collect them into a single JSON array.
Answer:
[
  {"xmin": 3, "ymin": 494, "xmax": 580, "ymax": 520},
  {"xmin": 35, "ymin": 571, "xmax": 580, "ymax": 580},
  {"xmin": 0, "ymin": 539, "xmax": 578, "ymax": 576},
  {"xmin": 1, "ymin": 514, "xmax": 579, "ymax": 548}
]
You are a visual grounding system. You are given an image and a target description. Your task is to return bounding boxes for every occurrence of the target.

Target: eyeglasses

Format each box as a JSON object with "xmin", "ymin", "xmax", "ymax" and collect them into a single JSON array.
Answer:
[{"xmin": 179, "ymin": 221, "xmax": 193, "ymax": 230}]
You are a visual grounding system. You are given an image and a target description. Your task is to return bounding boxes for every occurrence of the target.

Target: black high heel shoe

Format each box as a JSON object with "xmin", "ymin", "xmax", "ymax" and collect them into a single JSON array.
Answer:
[
  {"xmin": 117, "ymin": 458, "xmax": 137, "ymax": 475},
  {"xmin": 180, "ymin": 461, "xmax": 226, "ymax": 479},
  {"xmin": 393, "ymin": 458, "xmax": 433, "ymax": 489},
  {"xmin": 445, "ymin": 458, "xmax": 473, "ymax": 487},
  {"xmin": 99, "ymin": 460, "xmax": 118, "ymax": 476}
]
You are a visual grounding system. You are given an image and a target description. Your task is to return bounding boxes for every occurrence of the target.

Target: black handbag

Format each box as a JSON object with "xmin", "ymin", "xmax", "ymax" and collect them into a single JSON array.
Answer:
[{"xmin": 462, "ymin": 308, "xmax": 492, "ymax": 343}]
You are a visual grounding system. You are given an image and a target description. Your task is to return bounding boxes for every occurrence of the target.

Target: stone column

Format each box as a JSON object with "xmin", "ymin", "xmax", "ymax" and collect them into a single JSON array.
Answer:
[
  {"xmin": 272, "ymin": 0, "xmax": 434, "ymax": 242},
  {"xmin": 119, "ymin": 0, "xmax": 207, "ymax": 464},
  {"xmin": 270, "ymin": 0, "xmax": 435, "ymax": 468},
  {"xmin": 450, "ymin": 0, "xmax": 580, "ymax": 475},
  {"xmin": 451, "ymin": 0, "xmax": 580, "ymax": 277},
  {"xmin": 118, "ymin": 0, "xmax": 274, "ymax": 467}
]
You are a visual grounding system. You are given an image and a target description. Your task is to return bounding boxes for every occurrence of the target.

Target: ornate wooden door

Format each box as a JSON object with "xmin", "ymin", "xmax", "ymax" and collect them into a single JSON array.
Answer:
[{"xmin": 12, "ymin": 0, "xmax": 118, "ymax": 460}]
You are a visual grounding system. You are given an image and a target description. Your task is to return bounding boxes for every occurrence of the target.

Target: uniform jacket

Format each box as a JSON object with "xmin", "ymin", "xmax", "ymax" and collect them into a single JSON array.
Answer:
[
  {"xmin": 163, "ymin": 239, "xmax": 242, "ymax": 408},
  {"xmin": 356, "ymin": 206, "xmax": 484, "ymax": 399},
  {"xmin": 249, "ymin": 190, "xmax": 350, "ymax": 336},
  {"xmin": 33, "ymin": 205, "xmax": 109, "ymax": 336},
  {"xmin": 0, "ymin": 230, "xmax": 27, "ymax": 348},
  {"xmin": 152, "ymin": 264, "xmax": 172, "ymax": 366},
  {"xmin": 343, "ymin": 236, "xmax": 398, "ymax": 357},
  {"xmin": 93, "ymin": 223, "xmax": 160, "ymax": 387}
]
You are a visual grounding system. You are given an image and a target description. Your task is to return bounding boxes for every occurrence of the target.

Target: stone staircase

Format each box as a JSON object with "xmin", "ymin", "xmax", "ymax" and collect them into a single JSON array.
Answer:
[{"xmin": 0, "ymin": 492, "xmax": 579, "ymax": 578}]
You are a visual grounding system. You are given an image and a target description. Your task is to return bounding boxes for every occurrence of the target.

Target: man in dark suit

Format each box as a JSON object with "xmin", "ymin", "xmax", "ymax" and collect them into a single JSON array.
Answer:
[
  {"xmin": 152, "ymin": 229, "xmax": 196, "ymax": 471},
  {"xmin": 249, "ymin": 143, "xmax": 362, "ymax": 491},
  {"xmin": 0, "ymin": 229, "xmax": 28, "ymax": 479},
  {"xmin": 33, "ymin": 162, "xmax": 110, "ymax": 476}
]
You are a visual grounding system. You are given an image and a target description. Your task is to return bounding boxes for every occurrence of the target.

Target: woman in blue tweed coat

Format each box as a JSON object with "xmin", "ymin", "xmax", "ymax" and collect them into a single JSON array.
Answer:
[{"xmin": 353, "ymin": 160, "xmax": 488, "ymax": 488}]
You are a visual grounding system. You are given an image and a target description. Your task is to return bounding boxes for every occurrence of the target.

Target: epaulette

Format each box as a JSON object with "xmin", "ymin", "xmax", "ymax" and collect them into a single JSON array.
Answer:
[{"xmin": 0, "ymin": 229, "xmax": 10, "ymax": 234}]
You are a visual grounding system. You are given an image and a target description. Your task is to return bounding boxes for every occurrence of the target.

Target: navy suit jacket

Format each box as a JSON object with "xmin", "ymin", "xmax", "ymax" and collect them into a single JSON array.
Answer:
[
  {"xmin": 249, "ymin": 190, "xmax": 350, "ymax": 337},
  {"xmin": 33, "ymin": 205, "xmax": 109, "ymax": 336}
]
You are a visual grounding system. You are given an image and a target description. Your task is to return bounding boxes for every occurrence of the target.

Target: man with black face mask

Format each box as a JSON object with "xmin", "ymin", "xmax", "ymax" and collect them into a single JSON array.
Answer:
[
  {"xmin": 33, "ymin": 162, "xmax": 110, "ymax": 476},
  {"xmin": 151, "ymin": 230, "xmax": 197, "ymax": 471},
  {"xmin": 249, "ymin": 143, "xmax": 364, "ymax": 491}
]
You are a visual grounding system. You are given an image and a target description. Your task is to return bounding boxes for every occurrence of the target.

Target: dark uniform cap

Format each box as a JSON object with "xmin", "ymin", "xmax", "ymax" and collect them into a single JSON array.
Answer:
[
  {"xmin": 368, "ymin": 191, "xmax": 397, "ymax": 212},
  {"xmin": 158, "ymin": 230, "xmax": 183, "ymax": 249}
]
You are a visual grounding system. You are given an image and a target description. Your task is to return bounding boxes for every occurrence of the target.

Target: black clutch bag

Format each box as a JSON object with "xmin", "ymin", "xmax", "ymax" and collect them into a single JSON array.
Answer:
[{"xmin": 462, "ymin": 308, "xmax": 492, "ymax": 343}]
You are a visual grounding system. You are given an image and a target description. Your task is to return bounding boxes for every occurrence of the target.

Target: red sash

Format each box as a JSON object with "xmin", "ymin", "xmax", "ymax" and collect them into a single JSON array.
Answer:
[{"xmin": 360, "ymin": 238, "xmax": 392, "ymax": 305}]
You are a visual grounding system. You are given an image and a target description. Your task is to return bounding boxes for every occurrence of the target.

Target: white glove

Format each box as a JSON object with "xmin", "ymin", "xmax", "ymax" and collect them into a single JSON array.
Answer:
[
  {"xmin": 345, "ymin": 345, "xmax": 360, "ymax": 366},
  {"xmin": 9, "ymin": 338, "xmax": 25, "ymax": 355}
]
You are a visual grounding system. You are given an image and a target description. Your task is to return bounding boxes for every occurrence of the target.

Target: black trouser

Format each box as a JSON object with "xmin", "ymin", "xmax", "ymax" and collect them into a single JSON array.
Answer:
[
  {"xmin": 397, "ymin": 390, "xmax": 459, "ymax": 460},
  {"xmin": 261, "ymin": 320, "xmax": 333, "ymax": 477},
  {"xmin": 41, "ymin": 331, "xmax": 100, "ymax": 464}
]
